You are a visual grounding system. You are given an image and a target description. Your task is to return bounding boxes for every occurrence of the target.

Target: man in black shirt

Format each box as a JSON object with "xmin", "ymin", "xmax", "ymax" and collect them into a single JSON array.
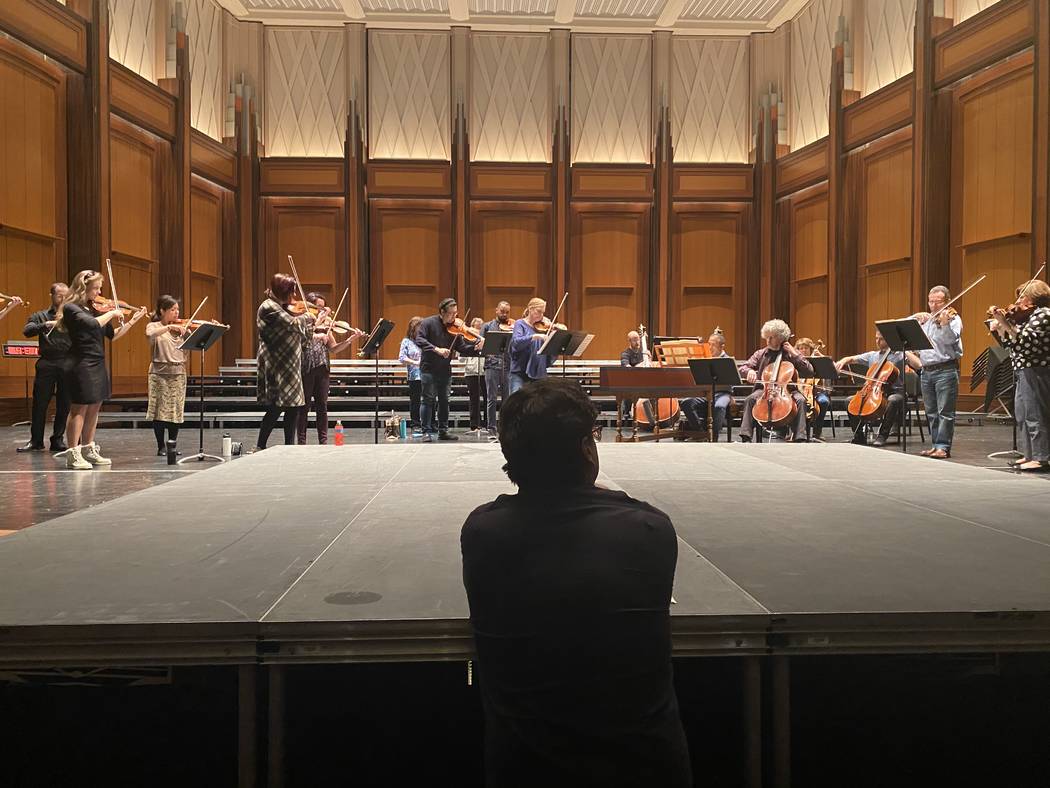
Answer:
[
  {"xmin": 461, "ymin": 379, "xmax": 691, "ymax": 788},
  {"xmin": 480, "ymin": 301, "xmax": 513, "ymax": 441},
  {"xmin": 619, "ymin": 329, "xmax": 648, "ymax": 422},
  {"xmin": 19, "ymin": 283, "xmax": 72, "ymax": 453},
  {"xmin": 414, "ymin": 297, "xmax": 482, "ymax": 442}
]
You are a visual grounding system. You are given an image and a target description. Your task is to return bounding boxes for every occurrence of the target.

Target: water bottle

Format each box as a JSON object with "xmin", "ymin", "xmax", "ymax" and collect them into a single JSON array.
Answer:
[
  {"xmin": 222, "ymin": 432, "xmax": 232, "ymax": 458},
  {"xmin": 166, "ymin": 439, "xmax": 177, "ymax": 466},
  {"xmin": 399, "ymin": 418, "xmax": 407, "ymax": 439},
  {"xmin": 334, "ymin": 420, "xmax": 344, "ymax": 446}
]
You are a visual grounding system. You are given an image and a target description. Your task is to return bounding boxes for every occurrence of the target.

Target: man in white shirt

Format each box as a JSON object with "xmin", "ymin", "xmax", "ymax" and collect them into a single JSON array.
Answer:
[{"xmin": 916, "ymin": 286, "xmax": 963, "ymax": 459}]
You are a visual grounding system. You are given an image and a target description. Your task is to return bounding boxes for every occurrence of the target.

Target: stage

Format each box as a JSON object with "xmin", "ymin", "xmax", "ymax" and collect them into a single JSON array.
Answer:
[{"xmin": 2, "ymin": 442, "xmax": 1049, "ymax": 787}]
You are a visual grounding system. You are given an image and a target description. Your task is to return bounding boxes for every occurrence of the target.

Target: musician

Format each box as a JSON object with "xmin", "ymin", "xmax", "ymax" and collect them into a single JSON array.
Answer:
[
  {"xmin": 508, "ymin": 297, "xmax": 558, "ymax": 395},
  {"xmin": 19, "ymin": 283, "xmax": 71, "ymax": 453},
  {"xmin": 836, "ymin": 331, "xmax": 922, "ymax": 447},
  {"xmin": 989, "ymin": 279, "xmax": 1050, "ymax": 472},
  {"xmin": 414, "ymin": 297, "xmax": 483, "ymax": 442},
  {"xmin": 0, "ymin": 294, "xmax": 25, "ymax": 322},
  {"xmin": 295, "ymin": 293, "xmax": 365, "ymax": 445},
  {"xmin": 464, "ymin": 317, "xmax": 487, "ymax": 433},
  {"xmin": 679, "ymin": 331, "xmax": 735, "ymax": 440},
  {"xmin": 916, "ymin": 286, "xmax": 963, "ymax": 459},
  {"xmin": 145, "ymin": 296, "xmax": 188, "ymax": 456},
  {"xmin": 795, "ymin": 338, "xmax": 831, "ymax": 441},
  {"xmin": 461, "ymin": 378, "xmax": 691, "ymax": 787},
  {"xmin": 736, "ymin": 319, "xmax": 814, "ymax": 442},
  {"xmin": 53, "ymin": 270, "xmax": 146, "ymax": 469},
  {"xmin": 480, "ymin": 301, "xmax": 513, "ymax": 440},
  {"xmin": 253, "ymin": 274, "xmax": 313, "ymax": 452},
  {"xmin": 399, "ymin": 316, "xmax": 424, "ymax": 437},
  {"xmin": 619, "ymin": 330, "xmax": 648, "ymax": 421}
]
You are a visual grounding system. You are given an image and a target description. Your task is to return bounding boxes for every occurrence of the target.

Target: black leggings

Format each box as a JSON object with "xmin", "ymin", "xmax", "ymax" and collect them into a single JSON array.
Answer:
[
  {"xmin": 153, "ymin": 420, "xmax": 180, "ymax": 449},
  {"xmin": 258, "ymin": 405, "xmax": 301, "ymax": 449}
]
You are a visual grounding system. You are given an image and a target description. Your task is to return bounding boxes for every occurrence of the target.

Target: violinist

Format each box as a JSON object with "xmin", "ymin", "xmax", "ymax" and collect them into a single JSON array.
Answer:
[
  {"xmin": 989, "ymin": 279, "xmax": 1050, "ymax": 472},
  {"xmin": 835, "ymin": 331, "xmax": 922, "ymax": 447},
  {"xmin": 915, "ymin": 286, "xmax": 963, "ymax": 459},
  {"xmin": 253, "ymin": 273, "xmax": 315, "ymax": 452},
  {"xmin": 297, "ymin": 293, "xmax": 366, "ymax": 445},
  {"xmin": 415, "ymin": 297, "xmax": 484, "ymax": 442},
  {"xmin": 19, "ymin": 283, "xmax": 71, "ymax": 453},
  {"xmin": 679, "ymin": 331, "xmax": 735, "ymax": 440},
  {"xmin": 795, "ymin": 338, "xmax": 831, "ymax": 441},
  {"xmin": 480, "ymin": 301, "xmax": 513, "ymax": 440},
  {"xmin": 736, "ymin": 319, "xmax": 813, "ymax": 443},
  {"xmin": 53, "ymin": 269, "xmax": 147, "ymax": 469},
  {"xmin": 508, "ymin": 297, "xmax": 559, "ymax": 395},
  {"xmin": 145, "ymin": 295, "xmax": 189, "ymax": 456}
]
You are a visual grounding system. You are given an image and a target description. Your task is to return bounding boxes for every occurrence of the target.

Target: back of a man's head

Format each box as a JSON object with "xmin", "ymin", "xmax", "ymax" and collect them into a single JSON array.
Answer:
[{"xmin": 499, "ymin": 378, "xmax": 599, "ymax": 491}]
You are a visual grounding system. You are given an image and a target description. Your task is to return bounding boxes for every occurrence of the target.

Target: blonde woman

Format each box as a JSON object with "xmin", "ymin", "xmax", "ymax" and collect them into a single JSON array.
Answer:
[
  {"xmin": 145, "ymin": 295, "xmax": 188, "ymax": 455},
  {"xmin": 54, "ymin": 269, "xmax": 147, "ymax": 469},
  {"xmin": 508, "ymin": 297, "xmax": 557, "ymax": 394}
]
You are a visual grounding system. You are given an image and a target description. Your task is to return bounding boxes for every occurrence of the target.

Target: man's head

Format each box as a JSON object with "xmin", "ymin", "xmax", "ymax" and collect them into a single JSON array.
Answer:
[
  {"xmin": 627, "ymin": 330, "xmax": 640, "ymax": 350},
  {"xmin": 928, "ymin": 286, "xmax": 950, "ymax": 313},
  {"xmin": 495, "ymin": 301, "xmax": 511, "ymax": 321},
  {"xmin": 439, "ymin": 297, "xmax": 458, "ymax": 323},
  {"xmin": 874, "ymin": 330, "xmax": 888, "ymax": 351},
  {"xmin": 50, "ymin": 283, "xmax": 68, "ymax": 309},
  {"xmin": 708, "ymin": 333, "xmax": 725, "ymax": 355},
  {"xmin": 761, "ymin": 319, "xmax": 791, "ymax": 350},
  {"xmin": 499, "ymin": 378, "xmax": 599, "ymax": 491}
]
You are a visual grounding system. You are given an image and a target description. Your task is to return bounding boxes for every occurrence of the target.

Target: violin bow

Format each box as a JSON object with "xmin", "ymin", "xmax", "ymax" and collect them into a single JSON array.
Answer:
[
  {"xmin": 927, "ymin": 273, "xmax": 987, "ymax": 324},
  {"xmin": 105, "ymin": 258, "xmax": 125, "ymax": 326},
  {"xmin": 1016, "ymin": 263, "xmax": 1046, "ymax": 303},
  {"xmin": 184, "ymin": 296, "xmax": 208, "ymax": 325},
  {"xmin": 286, "ymin": 255, "xmax": 310, "ymax": 316},
  {"xmin": 546, "ymin": 292, "xmax": 569, "ymax": 335},
  {"xmin": 324, "ymin": 288, "xmax": 349, "ymax": 342}
]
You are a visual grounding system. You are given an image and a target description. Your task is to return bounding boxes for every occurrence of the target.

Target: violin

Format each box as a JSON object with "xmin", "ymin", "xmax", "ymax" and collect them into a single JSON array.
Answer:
[
  {"xmin": 0, "ymin": 292, "xmax": 28, "ymax": 308},
  {"xmin": 447, "ymin": 317, "xmax": 483, "ymax": 343},
  {"xmin": 316, "ymin": 318, "xmax": 364, "ymax": 337},
  {"xmin": 531, "ymin": 317, "xmax": 567, "ymax": 336},
  {"xmin": 751, "ymin": 352, "xmax": 798, "ymax": 428},
  {"xmin": 285, "ymin": 300, "xmax": 323, "ymax": 318},
  {"xmin": 987, "ymin": 264, "xmax": 1045, "ymax": 331},
  {"xmin": 90, "ymin": 295, "xmax": 145, "ymax": 317},
  {"xmin": 846, "ymin": 349, "xmax": 898, "ymax": 422}
]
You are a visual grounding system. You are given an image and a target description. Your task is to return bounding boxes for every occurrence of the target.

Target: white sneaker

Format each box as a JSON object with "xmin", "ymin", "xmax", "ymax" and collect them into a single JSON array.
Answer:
[
  {"xmin": 66, "ymin": 446, "xmax": 92, "ymax": 470},
  {"xmin": 81, "ymin": 442, "xmax": 112, "ymax": 466}
]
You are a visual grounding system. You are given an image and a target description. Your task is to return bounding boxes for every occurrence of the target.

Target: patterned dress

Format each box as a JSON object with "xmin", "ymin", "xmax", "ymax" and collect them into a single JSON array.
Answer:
[{"xmin": 256, "ymin": 299, "xmax": 309, "ymax": 407}]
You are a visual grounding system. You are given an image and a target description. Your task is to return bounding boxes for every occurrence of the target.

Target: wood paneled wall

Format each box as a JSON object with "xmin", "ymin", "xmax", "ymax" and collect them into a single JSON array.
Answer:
[
  {"xmin": 189, "ymin": 176, "xmax": 227, "ymax": 375},
  {"xmin": 0, "ymin": 37, "xmax": 67, "ymax": 396},
  {"xmin": 786, "ymin": 184, "xmax": 830, "ymax": 345}
]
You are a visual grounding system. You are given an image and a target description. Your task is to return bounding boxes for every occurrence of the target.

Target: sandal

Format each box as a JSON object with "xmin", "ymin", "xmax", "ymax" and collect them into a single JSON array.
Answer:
[{"xmin": 928, "ymin": 449, "xmax": 950, "ymax": 459}]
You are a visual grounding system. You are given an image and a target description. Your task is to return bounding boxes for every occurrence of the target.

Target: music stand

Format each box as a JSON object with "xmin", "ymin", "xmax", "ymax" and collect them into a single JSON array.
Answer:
[
  {"xmin": 688, "ymin": 357, "xmax": 741, "ymax": 442},
  {"xmin": 358, "ymin": 319, "xmax": 395, "ymax": 444},
  {"xmin": 481, "ymin": 330, "xmax": 511, "ymax": 359},
  {"xmin": 875, "ymin": 318, "xmax": 932, "ymax": 453},
  {"xmin": 176, "ymin": 322, "xmax": 228, "ymax": 464},
  {"xmin": 539, "ymin": 329, "xmax": 595, "ymax": 377},
  {"xmin": 806, "ymin": 356, "xmax": 839, "ymax": 439}
]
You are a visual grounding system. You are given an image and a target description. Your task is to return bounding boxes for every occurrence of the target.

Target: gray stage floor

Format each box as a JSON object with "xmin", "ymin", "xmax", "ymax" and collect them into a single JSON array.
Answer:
[{"xmin": 2, "ymin": 442, "xmax": 1049, "ymax": 667}]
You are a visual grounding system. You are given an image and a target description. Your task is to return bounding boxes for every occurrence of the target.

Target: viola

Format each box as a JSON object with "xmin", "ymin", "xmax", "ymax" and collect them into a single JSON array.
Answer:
[
  {"xmin": 846, "ymin": 350, "xmax": 898, "ymax": 421},
  {"xmin": 316, "ymin": 318, "xmax": 364, "ymax": 337},
  {"xmin": 751, "ymin": 352, "xmax": 798, "ymax": 428}
]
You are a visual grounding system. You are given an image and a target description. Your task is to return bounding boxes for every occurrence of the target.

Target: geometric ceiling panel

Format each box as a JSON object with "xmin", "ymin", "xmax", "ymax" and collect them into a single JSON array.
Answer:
[
  {"xmin": 109, "ymin": 0, "xmax": 156, "ymax": 83},
  {"xmin": 360, "ymin": 0, "xmax": 449, "ymax": 11},
  {"xmin": 672, "ymin": 37, "xmax": 749, "ymax": 163},
  {"xmin": 576, "ymin": 0, "xmax": 667, "ymax": 18},
  {"xmin": 470, "ymin": 0, "xmax": 557, "ymax": 14},
  {"xmin": 790, "ymin": 0, "xmax": 844, "ymax": 149},
  {"xmin": 242, "ymin": 0, "xmax": 343, "ymax": 9},
  {"xmin": 471, "ymin": 34, "xmax": 550, "ymax": 162},
  {"xmin": 186, "ymin": 0, "xmax": 225, "ymax": 141},
  {"xmin": 862, "ymin": 0, "xmax": 915, "ymax": 96},
  {"xmin": 681, "ymin": 0, "xmax": 788, "ymax": 21}
]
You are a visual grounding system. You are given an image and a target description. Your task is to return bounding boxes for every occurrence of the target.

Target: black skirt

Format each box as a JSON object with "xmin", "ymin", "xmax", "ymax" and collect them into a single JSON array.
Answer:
[{"xmin": 68, "ymin": 356, "xmax": 110, "ymax": 405}]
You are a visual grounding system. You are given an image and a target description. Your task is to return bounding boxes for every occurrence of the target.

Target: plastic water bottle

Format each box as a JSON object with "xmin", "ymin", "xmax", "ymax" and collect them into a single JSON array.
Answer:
[
  {"xmin": 222, "ymin": 432, "xmax": 232, "ymax": 458},
  {"xmin": 334, "ymin": 420, "xmax": 344, "ymax": 446},
  {"xmin": 399, "ymin": 419, "xmax": 407, "ymax": 439}
]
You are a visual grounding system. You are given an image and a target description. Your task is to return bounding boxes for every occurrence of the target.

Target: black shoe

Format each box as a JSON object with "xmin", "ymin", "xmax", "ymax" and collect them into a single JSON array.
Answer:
[
  {"xmin": 871, "ymin": 435, "xmax": 888, "ymax": 447},
  {"xmin": 421, "ymin": 433, "xmax": 433, "ymax": 443},
  {"xmin": 17, "ymin": 441, "xmax": 45, "ymax": 453},
  {"xmin": 157, "ymin": 447, "xmax": 165, "ymax": 456},
  {"xmin": 737, "ymin": 435, "xmax": 752, "ymax": 443},
  {"xmin": 50, "ymin": 440, "xmax": 68, "ymax": 452},
  {"xmin": 438, "ymin": 432, "xmax": 458, "ymax": 441}
]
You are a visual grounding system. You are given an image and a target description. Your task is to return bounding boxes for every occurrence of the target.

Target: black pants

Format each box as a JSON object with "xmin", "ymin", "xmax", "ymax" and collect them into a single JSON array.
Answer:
[
  {"xmin": 153, "ymin": 421, "xmax": 180, "ymax": 449},
  {"xmin": 467, "ymin": 374, "xmax": 487, "ymax": 429},
  {"xmin": 740, "ymin": 389, "xmax": 809, "ymax": 440},
  {"xmin": 848, "ymin": 392, "xmax": 905, "ymax": 440},
  {"xmin": 31, "ymin": 357, "xmax": 71, "ymax": 447},
  {"xmin": 297, "ymin": 366, "xmax": 330, "ymax": 444},
  {"xmin": 258, "ymin": 405, "xmax": 302, "ymax": 448},
  {"xmin": 407, "ymin": 379, "xmax": 422, "ymax": 428},
  {"xmin": 421, "ymin": 371, "xmax": 452, "ymax": 434}
]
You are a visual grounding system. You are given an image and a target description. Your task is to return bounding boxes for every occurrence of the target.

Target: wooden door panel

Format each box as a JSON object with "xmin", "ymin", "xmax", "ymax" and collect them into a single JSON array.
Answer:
[{"xmin": 469, "ymin": 202, "xmax": 552, "ymax": 321}]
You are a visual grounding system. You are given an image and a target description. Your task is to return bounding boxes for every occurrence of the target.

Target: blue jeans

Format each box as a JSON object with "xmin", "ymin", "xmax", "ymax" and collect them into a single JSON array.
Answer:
[
  {"xmin": 680, "ymin": 394, "xmax": 733, "ymax": 439},
  {"xmin": 920, "ymin": 365, "xmax": 959, "ymax": 451},
  {"xmin": 420, "ymin": 371, "xmax": 452, "ymax": 434},
  {"xmin": 508, "ymin": 372, "xmax": 531, "ymax": 395},
  {"xmin": 484, "ymin": 366, "xmax": 508, "ymax": 431},
  {"xmin": 812, "ymin": 392, "xmax": 831, "ymax": 436}
]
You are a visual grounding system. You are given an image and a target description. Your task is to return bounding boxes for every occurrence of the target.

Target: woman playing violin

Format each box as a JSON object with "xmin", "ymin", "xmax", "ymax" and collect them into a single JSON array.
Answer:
[
  {"xmin": 736, "ymin": 319, "xmax": 813, "ymax": 443},
  {"xmin": 53, "ymin": 269, "xmax": 147, "ymax": 469},
  {"xmin": 508, "ymin": 297, "xmax": 561, "ymax": 395},
  {"xmin": 989, "ymin": 278, "xmax": 1050, "ymax": 472},
  {"xmin": 145, "ymin": 295, "xmax": 190, "ymax": 455}
]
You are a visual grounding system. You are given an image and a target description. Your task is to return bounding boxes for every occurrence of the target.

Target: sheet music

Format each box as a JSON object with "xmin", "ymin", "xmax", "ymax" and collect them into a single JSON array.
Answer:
[{"xmin": 572, "ymin": 333, "xmax": 595, "ymax": 357}]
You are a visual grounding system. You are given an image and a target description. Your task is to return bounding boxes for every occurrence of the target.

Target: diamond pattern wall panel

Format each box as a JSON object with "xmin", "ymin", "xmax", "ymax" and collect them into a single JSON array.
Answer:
[
  {"xmin": 265, "ymin": 29, "xmax": 346, "ymax": 157},
  {"xmin": 862, "ymin": 0, "xmax": 915, "ymax": 96},
  {"xmin": 956, "ymin": 0, "xmax": 1002, "ymax": 23},
  {"xmin": 471, "ymin": 34, "xmax": 549, "ymax": 162},
  {"xmin": 186, "ymin": 0, "xmax": 224, "ymax": 140},
  {"xmin": 369, "ymin": 31, "xmax": 450, "ymax": 160},
  {"xmin": 672, "ymin": 37, "xmax": 749, "ymax": 163},
  {"xmin": 576, "ymin": 0, "xmax": 667, "ymax": 18},
  {"xmin": 572, "ymin": 35, "xmax": 651, "ymax": 163},
  {"xmin": 470, "ymin": 0, "xmax": 557, "ymax": 14},
  {"xmin": 360, "ymin": 0, "xmax": 449, "ymax": 12},
  {"xmin": 681, "ymin": 0, "xmax": 787, "ymax": 21},
  {"xmin": 789, "ymin": 0, "xmax": 844, "ymax": 148},
  {"xmin": 109, "ymin": 0, "xmax": 156, "ymax": 83}
]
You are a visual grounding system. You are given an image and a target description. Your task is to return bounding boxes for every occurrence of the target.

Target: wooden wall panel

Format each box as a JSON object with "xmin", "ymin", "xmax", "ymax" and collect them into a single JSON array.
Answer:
[
  {"xmin": 670, "ymin": 203, "xmax": 748, "ymax": 350},
  {"xmin": 260, "ymin": 159, "xmax": 345, "ymax": 196},
  {"xmin": 569, "ymin": 203, "xmax": 649, "ymax": 360},
  {"xmin": 468, "ymin": 202, "xmax": 552, "ymax": 320},
  {"xmin": 950, "ymin": 56, "xmax": 1034, "ymax": 392},
  {"xmin": 189, "ymin": 178, "xmax": 225, "ymax": 375},
  {"xmin": 108, "ymin": 258, "xmax": 154, "ymax": 387},
  {"xmin": 789, "ymin": 186, "xmax": 829, "ymax": 344},
  {"xmin": 109, "ymin": 62, "xmax": 177, "ymax": 142},
  {"xmin": 934, "ymin": 0, "xmax": 1035, "ymax": 88},
  {"xmin": 261, "ymin": 198, "xmax": 346, "ymax": 308},
  {"xmin": 0, "ymin": 0, "xmax": 88, "ymax": 73},
  {"xmin": 369, "ymin": 199, "xmax": 452, "ymax": 357}
]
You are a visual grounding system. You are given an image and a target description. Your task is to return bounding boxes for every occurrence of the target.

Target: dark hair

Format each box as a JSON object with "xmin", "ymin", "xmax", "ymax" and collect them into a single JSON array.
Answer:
[
  {"xmin": 406, "ymin": 315, "xmax": 423, "ymax": 340},
  {"xmin": 305, "ymin": 292, "xmax": 325, "ymax": 306},
  {"xmin": 438, "ymin": 297, "xmax": 457, "ymax": 313},
  {"xmin": 267, "ymin": 273, "xmax": 296, "ymax": 302},
  {"xmin": 499, "ymin": 378, "xmax": 598, "ymax": 490},
  {"xmin": 49, "ymin": 282, "xmax": 67, "ymax": 297},
  {"xmin": 152, "ymin": 294, "xmax": 179, "ymax": 322}
]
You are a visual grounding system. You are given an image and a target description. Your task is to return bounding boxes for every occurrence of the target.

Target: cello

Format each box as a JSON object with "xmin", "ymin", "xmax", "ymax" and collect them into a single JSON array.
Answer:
[
  {"xmin": 846, "ymin": 349, "xmax": 898, "ymax": 422},
  {"xmin": 633, "ymin": 324, "xmax": 681, "ymax": 430},
  {"xmin": 751, "ymin": 352, "xmax": 798, "ymax": 429}
]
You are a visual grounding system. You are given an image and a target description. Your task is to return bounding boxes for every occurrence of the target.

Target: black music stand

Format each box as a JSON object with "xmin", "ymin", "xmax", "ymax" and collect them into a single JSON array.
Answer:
[
  {"xmin": 481, "ymin": 330, "xmax": 511, "ymax": 359},
  {"xmin": 539, "ymin": 329, "xmax": 595, "ymax": 377},
  {"xmin": 688, "ymin": 357, "xmax": 741, "ymax": 442},
  {"xmin": 875, "ymin": 318, "xmax": 932, "ymax": 453},
  {"xmin": 807, "ymin": 355, "xmax": 839, "ymax": 439},
  {"xmin": 176, "ymin": 322, "xmax": 228, "ymax": 464},
  {"xmin": 358, "ymin": 319, "xmax": 395, "ymax": 444}
]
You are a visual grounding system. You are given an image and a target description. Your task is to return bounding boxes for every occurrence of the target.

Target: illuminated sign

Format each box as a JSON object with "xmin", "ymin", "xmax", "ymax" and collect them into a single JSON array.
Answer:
[{"xmin": 2, "ymin": 343, "xmax": 39, "ymax": 358}]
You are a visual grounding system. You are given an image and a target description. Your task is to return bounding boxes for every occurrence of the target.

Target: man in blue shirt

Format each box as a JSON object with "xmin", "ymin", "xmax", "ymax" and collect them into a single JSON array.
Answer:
[
  {"xmin": 916, "ymin": 286, "xmax": 963, "ymax": 459},
  {"xmin": 836, "ymin": 330, "xmax": 922, "ymax": 447}
]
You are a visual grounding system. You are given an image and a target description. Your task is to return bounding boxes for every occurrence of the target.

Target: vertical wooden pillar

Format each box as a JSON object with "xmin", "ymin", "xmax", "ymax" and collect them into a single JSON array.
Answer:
[
  {"xmin": 345, "ymin": 23, "xmax": 368, "ymax": 333},
  {"xmin": 828, "ymin": 45, "xmax": 860, "ymax": 354},
  {"xmin": 751, "ymin": 107, "xmax": 772, "ymax": 351},
  {"xmin": 652, "ymin": 31, "xmax": 672, "ymax": 336},
  {"xmin": 160, "ymin": 31, "xmax": 192, "ymax": 306},
  {"xmin": 66, "ymin": 0, "xmax": 111, "ymax": 275},
  {"xmin": 451, "ymin": 27, "xmax": 470, "ymax": 308},
  {"xmin": 551, "ymin": 29, "xmax": 570, "ymax": 304},
  {"xmin": 231, "ymin": 88, "xmax": 259, "ymax": 360},
  {"xmin": 1033, "ymin": 0, "xmax": 1049, "ymax": 269}
]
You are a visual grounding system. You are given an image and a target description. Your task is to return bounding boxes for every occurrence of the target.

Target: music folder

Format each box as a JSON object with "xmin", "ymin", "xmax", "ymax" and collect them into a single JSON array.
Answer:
[
  {"xmin": 875, "ymin": 318, "xmax": 933, "ymax": 354},
  {"xmin": 687, "ymin": 357, "xmax": 741, "ymax": 388},
  {"xmin": 481, "ymin": 329, "xmax": 511, "ymax": 357},
  {"xmin": 805, "ymin": 355, "xmax": 839, "ymax": 381},
  {"xmin": 539, "ymin": 329, "xmax": 595, "ymax": 358}
]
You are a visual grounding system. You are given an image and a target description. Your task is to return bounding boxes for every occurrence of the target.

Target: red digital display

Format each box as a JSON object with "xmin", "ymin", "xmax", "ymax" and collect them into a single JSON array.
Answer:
[{"xmin": 2, "ymin": 344, "xmax": 39, "ymax": 358}]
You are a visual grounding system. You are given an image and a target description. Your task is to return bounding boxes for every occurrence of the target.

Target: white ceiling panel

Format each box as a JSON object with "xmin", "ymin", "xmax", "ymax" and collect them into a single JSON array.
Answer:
[
  {"xmin": 241, "ymin": 0, "xmax": 343, "ymax": 10},
  {"xmin": 359, "ymin": 0, "xmax": 449, "ymax": 11},
  {"xmin": 576, "ymin": 0, "xmax": 667, "ymax": 19},
  {"xmin": 470, "ymin": 0, "xmax": 557, "ymax": 15},
  {"xmin": 681, "ymin": 0, "xmax": 789, "ymax": 21}
]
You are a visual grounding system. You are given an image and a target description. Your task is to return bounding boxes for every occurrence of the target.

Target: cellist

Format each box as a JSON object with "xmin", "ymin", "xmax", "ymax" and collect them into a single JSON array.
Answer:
[
  {"xmin": 736, "ymin": 319, "xmax": 814, "ymax": 443},
  {"xmin": 835, "ymin": 330, "xmax": 922, "ymax": 447}
]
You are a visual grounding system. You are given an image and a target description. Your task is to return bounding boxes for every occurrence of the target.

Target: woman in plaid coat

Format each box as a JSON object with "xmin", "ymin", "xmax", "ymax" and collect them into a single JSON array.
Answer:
[{"xmin": 254, "ymin": 273, "xmax": 313, "ymax": 451}]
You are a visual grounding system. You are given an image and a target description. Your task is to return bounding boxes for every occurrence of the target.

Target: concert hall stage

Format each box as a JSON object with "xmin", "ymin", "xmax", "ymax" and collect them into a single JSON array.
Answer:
[{"xmin": 2, "ymin": 443, "xmax": 1049, "ymax": 787}]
